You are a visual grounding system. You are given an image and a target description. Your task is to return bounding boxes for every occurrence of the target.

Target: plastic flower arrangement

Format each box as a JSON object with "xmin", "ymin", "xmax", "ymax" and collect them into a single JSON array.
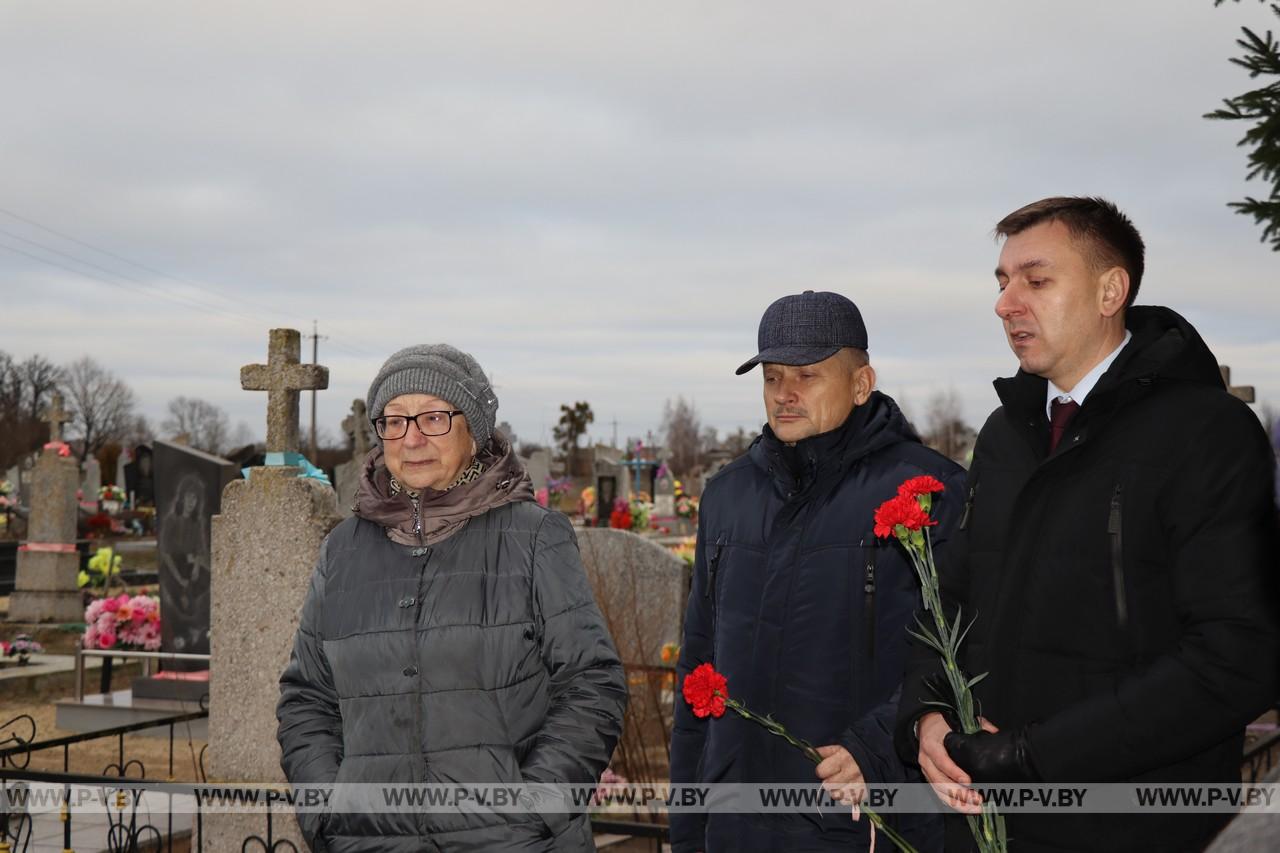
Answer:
[
  {"xmin": 86, "ymin": 512, "xmax": 113, "ymax": 537},
  {"xmin": 579, "ymin": 486, "xmax": 596, "ymax": 516},
  {"xmin": 535, "ymin": 487, "xmax": 549, "ymax": 508},
  {"xmin": 627, "ymin": 497, "xmax": 652, "ymax": 531},
  {"xmin": 670, "ymin": 537, "xmax": 696, "ymax": 568},
  {"xmin": 0, "ymin": 479, "xmax": 12, "ymax": 496},
  {"xmin": 79, "ymin": 546, "xmax": 123, "ymax": 590},
  {"xmin": 98, "ymin": 484, "xmax": 126, "ymax": 502},
  {"xmin": 3, "ymin": 633, "xmax": 45, "ymax": 665},
  {"xmin": 675, "ymin": 493, "xmax": 699, "ymax": 520},
  {"xmin": 875, "ymin": 476, "xmax": 1006, "ymax": 852},
  {"xmin": 660, "ymin": 641, "xmax": 680, "ymax": 665},
  {"xmin": 609, "ymin": 498, "xmax": 632, "ymax": 530},
  {"xmin": 546, "ymin": 476, "xmax": 573, "ymax": 498},
  {"xmin": 83, "ymin": 593, "xmax": 161, "ymax": 652}
]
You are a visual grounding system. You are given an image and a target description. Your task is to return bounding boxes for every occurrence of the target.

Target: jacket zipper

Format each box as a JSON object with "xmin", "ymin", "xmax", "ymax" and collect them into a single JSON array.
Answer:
[
  {"xmin": 863, "ymin": 547, "xmax": 877, "ymax": 662},
  {"xmin": 410, "ymin": 546, "xmax": 432, "ymax": 826},
  {"xmin": 1107, "ymin": 484, "xmax": 1128, "ymax": 628},
  {"xmin": 705, "ymin": 534, "xmax": 727, "ymax": 651},
  {"xmin": 959, "ymin": 481, "xmax": 979, "ymax": 531},
  {"xmin": 705, "ymin": 534, "xmax": 727, "ymax": 604}
]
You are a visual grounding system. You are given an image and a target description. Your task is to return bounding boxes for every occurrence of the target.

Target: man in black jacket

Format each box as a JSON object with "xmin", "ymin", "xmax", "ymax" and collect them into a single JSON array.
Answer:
[
  {"xmin": 671, "ymin": 291, "xmax": 965, "ymax": 852},
  {"xmin": 897, "ymin": 197, "xmax": 1280, "ymax": 852}
]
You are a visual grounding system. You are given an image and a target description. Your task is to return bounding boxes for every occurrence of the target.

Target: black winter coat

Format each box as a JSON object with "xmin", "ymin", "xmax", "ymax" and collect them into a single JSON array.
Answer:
[
  {"xmin": 897, "ymin": 306, "xmax": 1280, "ymax": 853},
  {"xmin": 671, "ymin": 393, "xmax": 966, "ymax": 852}
]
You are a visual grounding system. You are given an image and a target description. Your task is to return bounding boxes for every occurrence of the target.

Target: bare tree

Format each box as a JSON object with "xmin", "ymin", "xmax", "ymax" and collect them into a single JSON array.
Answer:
[
  {"xmin": 62, "ymin": 357, "xmax": 139, "ymax": 463},
  {"xmin": 0, "ymin": 352, "xmax": 20, "ymax": 419},
  {"xmin": 19, "ymin": 354, "xmax": 63, "ymax": 423},
  {"xmin": 0, "ymin": 351, "xmax": 68, "ymax": 471},
  {"xmin": 161, "ymin": 396, "xmax": 233, "ymax": 455},
  {"xmin": 661, "ymin": 396, "xmax": 703, "ymax": 478},
  {"xmin": 699, "ymin": 425, "xmax": 719, "ymax": 460},
  {"xmin": 923, "ymin": 388, "xmax": 976, "ymax": 464},
  {"xmin": 227, "ymin": 421, "xmax": 256, "ymax": 452},
  {"xmin": 723, "ymin": 426, "xmax": 755, "ymax": 457}
]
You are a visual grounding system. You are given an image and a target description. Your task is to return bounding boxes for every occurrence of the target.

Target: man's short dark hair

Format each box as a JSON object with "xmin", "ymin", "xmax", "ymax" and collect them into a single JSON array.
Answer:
[{"xmin": 995, "ymin": 196, "xmax": 1146, "ymax": 307}]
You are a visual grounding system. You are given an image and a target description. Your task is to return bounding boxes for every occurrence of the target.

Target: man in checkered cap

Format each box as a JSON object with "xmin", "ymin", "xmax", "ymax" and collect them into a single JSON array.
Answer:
[{"xmin": 670, "ymin": 291, "xmax": 964, "ymax": 852}]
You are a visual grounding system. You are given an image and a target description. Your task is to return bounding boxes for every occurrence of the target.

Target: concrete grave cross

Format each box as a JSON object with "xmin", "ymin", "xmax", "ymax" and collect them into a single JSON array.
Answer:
[
  {"xmin": 342, "ymin": 399, "xmax": 374, "ymax": 457},
  {"xmin": 42, "ymin": 392, "xmax": 72, "ymax": 443},
  {"xmin": 1219, "ymin": 365, "xmax": 1256, "ymax": 404},
  {"xmin": 240, "ymin": 328, "xmax": 330, "ymax": 454}
]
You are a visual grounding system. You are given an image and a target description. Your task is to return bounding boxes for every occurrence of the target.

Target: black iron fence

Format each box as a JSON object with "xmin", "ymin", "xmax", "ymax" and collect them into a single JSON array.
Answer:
[{"xmin": 0, "ymin": 707, "xmax": 670, "ymax": 852}]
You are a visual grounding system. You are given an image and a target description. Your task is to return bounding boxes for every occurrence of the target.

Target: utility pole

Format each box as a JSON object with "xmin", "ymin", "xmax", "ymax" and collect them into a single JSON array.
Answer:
[
  {"xmin": 305, "ymin": 320, "xmax": 329, "ymax": 459},
  {"xmin": 610, "ymin": 417, "xmax": 619, "ymax": 450}
]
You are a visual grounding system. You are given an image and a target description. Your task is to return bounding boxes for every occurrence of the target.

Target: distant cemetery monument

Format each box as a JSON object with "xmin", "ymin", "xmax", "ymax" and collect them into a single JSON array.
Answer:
[
  {"xmin": 8, "ymin": 393, "xmax": 83, "ymax": 622},
  {"xmin": 334, "ymin": 398, "xmax": 374, "ymax": 517}
]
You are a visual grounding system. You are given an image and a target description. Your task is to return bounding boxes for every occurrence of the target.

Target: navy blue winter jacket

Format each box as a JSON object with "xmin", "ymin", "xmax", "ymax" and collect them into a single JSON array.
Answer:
[{"xmin": 670, "ymin": 392, "xmax": 965, "ymax": 852}]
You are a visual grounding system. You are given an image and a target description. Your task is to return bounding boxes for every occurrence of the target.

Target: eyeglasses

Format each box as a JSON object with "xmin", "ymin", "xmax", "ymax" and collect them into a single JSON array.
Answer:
[{"xmin": 372, "ymin": 410, "xmax": 465, "ymax": 440}]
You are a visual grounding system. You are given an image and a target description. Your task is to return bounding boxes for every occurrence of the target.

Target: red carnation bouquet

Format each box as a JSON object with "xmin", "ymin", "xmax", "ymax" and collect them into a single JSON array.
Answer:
[
  {"xmin": 875, "ymin": 476, "xmax": 1007, "ymax": 852},
  {"xmin": 682, "ymin": 662, "xmax": 917, "ymax": 853}
]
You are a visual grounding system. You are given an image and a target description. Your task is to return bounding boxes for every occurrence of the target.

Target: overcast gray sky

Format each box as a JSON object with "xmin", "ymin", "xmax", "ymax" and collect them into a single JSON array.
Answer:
[{"xmin": 3, "ymin": 1, "xmax": 1278, "ymax": 452}]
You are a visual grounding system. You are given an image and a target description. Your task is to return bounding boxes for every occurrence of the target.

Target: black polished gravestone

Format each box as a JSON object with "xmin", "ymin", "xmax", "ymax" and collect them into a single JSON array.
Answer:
[
  {"xmin": 596, "ymin": 475, "xmax": 617, "ymax": 526},
  {"xmin": 122, "ymin": 444, "xmax": 155, "ymax": 507},
  {"xmin": 150, "ymin": 440, "xmax": 237, "ymax": 675}
]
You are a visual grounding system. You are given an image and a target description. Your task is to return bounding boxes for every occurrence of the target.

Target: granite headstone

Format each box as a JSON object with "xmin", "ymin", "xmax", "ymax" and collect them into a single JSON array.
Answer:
[
  {"xmin": 153, "ymin": 440, "xmax": 237, "ymax": 669},
  {"xmin": 333, "ymin": 399, "xmax": 374, "ymax": 518},
  {"xmin": 524, "ymin": 448, "xmax": 552, "ymax": 493},
  {"xmin": 123, "ymin": 444, "xmax": 155, "ymax": 507},
  {"xmin": 80, "ymin": 457, "xmax": 101, "ymax": 510},
  {"xmin": 8, "ymin": 393, "xmax": 82, "ymax": 622}
]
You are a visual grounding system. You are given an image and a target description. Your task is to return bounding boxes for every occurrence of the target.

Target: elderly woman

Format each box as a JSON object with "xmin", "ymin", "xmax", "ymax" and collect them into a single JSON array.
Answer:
[{"xmin": 277, "ymin": 344, "xmax": 627, "ymax": 853}]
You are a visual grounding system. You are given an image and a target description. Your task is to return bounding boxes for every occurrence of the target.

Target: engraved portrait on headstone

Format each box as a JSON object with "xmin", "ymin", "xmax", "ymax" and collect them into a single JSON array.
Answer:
[
  {"xmin": 159, "ymin": 471, "xmax": 209, "ymax": 653},
  {"xmin": 153, "ymin": 440, "xmax": 236, "ymax": 667}
]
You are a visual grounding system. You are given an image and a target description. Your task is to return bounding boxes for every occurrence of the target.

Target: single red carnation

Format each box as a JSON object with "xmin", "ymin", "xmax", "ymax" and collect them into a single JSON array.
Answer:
[
  {"xmin": 874, "ymin": 493, "xmax": 938, "ymax": 539},
  {"xmin": 682, "ymin": 662, "xmax": 729, "ymax": 718},
  {"xmin": 897, "ymin": 476, "xmax": 945, "ymax": 499}
]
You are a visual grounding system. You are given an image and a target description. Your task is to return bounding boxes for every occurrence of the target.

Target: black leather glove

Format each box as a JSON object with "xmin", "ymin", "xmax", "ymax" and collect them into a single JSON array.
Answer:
[{"xmin": 943, "ymin": 727, "xmax": 1041, "ymax": 783}]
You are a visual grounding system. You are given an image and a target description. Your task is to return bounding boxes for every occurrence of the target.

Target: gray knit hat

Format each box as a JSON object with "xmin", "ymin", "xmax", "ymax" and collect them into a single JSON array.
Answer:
[{"xmin": 366, "ymin": 344, "xmax": 498, "ymax": 449}]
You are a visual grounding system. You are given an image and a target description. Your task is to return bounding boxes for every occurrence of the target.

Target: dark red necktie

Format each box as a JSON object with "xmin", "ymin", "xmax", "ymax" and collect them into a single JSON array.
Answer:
[{"xmin": 1049, "ymin": 398, "xmax": 1080, "ymax": 453}]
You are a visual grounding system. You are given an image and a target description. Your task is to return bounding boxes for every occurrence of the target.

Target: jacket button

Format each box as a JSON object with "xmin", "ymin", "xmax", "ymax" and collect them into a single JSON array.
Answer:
[
  {"xmin": 403, "ymin": 665, "xmax": 418, "ymax": 677},
  {"xmin": 399, "ymin": 596, "xmax": 415, "ymax": 607}
]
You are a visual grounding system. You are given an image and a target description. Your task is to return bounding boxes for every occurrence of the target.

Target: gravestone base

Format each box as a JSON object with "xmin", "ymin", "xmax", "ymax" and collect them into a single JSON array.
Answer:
[
  {"xmin": 9, "ymin": 550, "xmax": 83, "ymax": 622},
  {"xmin": 205, "ymin": 466, "xmax": 340, "ymax": 853}
]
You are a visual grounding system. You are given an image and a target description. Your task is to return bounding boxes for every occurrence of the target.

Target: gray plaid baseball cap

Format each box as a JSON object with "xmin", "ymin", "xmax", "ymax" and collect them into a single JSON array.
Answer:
[{"xmin": 735, "ymin": 290, "xmax": 868, "ymax": 375}]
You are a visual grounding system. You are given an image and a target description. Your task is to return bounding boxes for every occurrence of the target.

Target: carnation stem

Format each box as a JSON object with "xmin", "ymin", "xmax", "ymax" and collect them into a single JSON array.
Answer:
[
  {"xmin": 718, "ymin": 694, "xmax": 920, "ymax": 853},
  {"xmin": 901, "ymin": 529, "xmax": 1006, "ymax": 852}
]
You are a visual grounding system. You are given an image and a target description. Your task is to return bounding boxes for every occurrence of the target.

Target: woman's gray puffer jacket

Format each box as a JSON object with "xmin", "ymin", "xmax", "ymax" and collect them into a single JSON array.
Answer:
[{"xmin": 277, "ymin": 482, "xmax": 627, "ymax": 851}]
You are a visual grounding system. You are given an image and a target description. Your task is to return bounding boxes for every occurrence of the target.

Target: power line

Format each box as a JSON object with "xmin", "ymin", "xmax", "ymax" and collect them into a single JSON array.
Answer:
[
  {"xmin": 0, "ymin": 205, "xmax": 297, "ymax": 323},
  {"xmin": 0, "ymin": 222, "xmax": 267, "ymax": 325},
  {"xmin": 0, "ymin": 207, "xmax": 380, "ymax": 359}
]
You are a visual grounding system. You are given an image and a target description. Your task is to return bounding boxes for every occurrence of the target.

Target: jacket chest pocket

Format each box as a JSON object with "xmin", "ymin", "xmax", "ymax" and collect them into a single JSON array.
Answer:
[{"xmin": 705, "ymin": 536, "xmax": 765, "ymax": 661}]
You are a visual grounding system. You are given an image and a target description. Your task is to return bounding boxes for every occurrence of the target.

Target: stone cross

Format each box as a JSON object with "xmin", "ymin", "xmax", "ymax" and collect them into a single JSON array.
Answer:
[
  {"xmin": 341, "ymin": 398, "xmax": 374, "ymax": 457},
  {"xmin": 42, "ymin": 392, "xmax": 72, "ymax": 444},
  {"xmin": 240, "ymin": 329, "xmax": 329, "ymax": 454},
  {"xmin": 1220, "ymin": 365, "xmax": 1256, "ymax": 404}
]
